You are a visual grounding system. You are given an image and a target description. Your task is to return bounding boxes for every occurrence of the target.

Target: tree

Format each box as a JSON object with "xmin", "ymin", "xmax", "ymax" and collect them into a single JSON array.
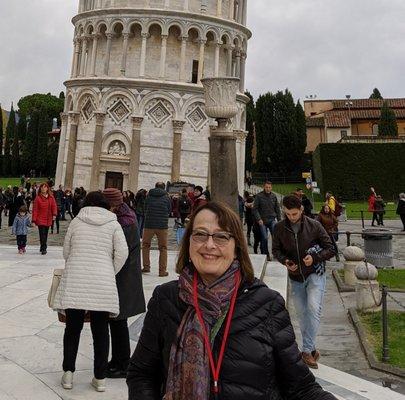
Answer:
[
  {"xmin": 0, "ymin": 105, "xmax": 3, "ymax": 172},
  {"xmin": 295, "ymin": 100, "xmax": 307, "ymax": 164},
  {"xmin": 11, "ymin": 114, "xmax": 27, "ymax": 175},
  {"xmin": 21, "ymin": 111, "xmax": 39, "ymax": 174},
  {"xmin": 3, "ymin": 105, "xmax": 16, "ymax": 176},
  {"xmin": 36, "ymin": 110, "xmax": 52, "ymax": 175},
  {"xmin": 244, "ymin": 91, "xmax": 255, "ymax": 173},
  {"xmin": 59, "ymin": 91, "xmax": 65, "ymax": 100},
  {"xmin": 378, "ymin": 101, "xmax": 398, "ymax": 137},
  {"xmin": 369, "ymin": 88, "xmax": 383, "ymax": 99}
]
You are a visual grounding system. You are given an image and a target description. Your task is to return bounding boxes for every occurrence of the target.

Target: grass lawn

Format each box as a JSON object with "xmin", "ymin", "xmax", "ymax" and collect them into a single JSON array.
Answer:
[
  {"xmin": 0, "ymin": 178, "xmax": 23, "ymax": 188},
  {"xmin": 377, "ymin": 269, "xmax": 405, "ymax": 291},
  {"xmin": 360, "ymin": 311, "xmax": 405, "ymax": 369},
  {"xmin": 265, "ymin": 183, "xmax": 399, "ymax": 220}
]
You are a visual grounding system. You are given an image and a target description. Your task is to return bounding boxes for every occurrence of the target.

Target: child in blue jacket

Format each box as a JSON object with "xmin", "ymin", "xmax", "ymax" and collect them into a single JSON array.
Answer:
[{"xmin": 12, "ymin": 205, "xmax": 31, "ymax": 254}]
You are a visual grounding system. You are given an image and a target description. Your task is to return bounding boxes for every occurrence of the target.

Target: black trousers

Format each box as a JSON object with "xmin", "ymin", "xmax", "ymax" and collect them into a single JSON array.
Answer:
[
  {"xmin": 38, "ymin": 226, "xmax": 49, "ymax": 252},
  {"xmin": 401, "ymin": 214, "xmax": 405, "ymax": 231},
  {"xmin": 17, "ymin": 235, "xmax": 27, "ymax": 249},
  {"xmin": 51, "ymin": 215, "xmax": 60, "ymax": 233},
  {"xmin": 108, "ymin": 319, "xmax": 130, "ymax": 371},
  {"xmin": 63, "ymin": 309, "xmax": 110, "ymax": 379},
  {"xmin": 372, "ymin": 212, "xmax": 381, "ymax": 226}
]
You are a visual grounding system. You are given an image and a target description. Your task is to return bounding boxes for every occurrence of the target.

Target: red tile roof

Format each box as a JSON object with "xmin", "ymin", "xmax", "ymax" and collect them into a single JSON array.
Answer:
[{"xmin": 332, "ymin": 98, "xmax": 405, "ymax": 109}]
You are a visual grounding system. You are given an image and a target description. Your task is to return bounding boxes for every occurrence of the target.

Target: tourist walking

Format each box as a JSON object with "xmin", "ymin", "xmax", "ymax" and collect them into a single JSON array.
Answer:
[
  {"xmin": 102, "ymin": 188, "xmax": 146, "ymax": 379},
  {"xmin": 178, "ymin": 188, "xmax": 192, "ymax": 224},
  {"xmin": 244, "ymin": 191, "xmax": 254, "ymax": 245},
  {"xmin": 397, "ymin": 193, "xmax": 405, "ymax": 231},
  {"xmin": 192, "ymin": 185, "xmax": 208, "ymax": 212},
  {"xmin": 7, "ymin": 186, "xmax": 25, "ymax": 227},
  {"xmin": 142, "ymin": 182, "xmax": 172, "ymax": 277},
  {"xmin": 374, "ymin": 195, "xmax": 386, "ymax": 226},
  {"xmin": 325, "ymin": 191, "xmax": 337, "ymax": 214},
  {"xmin": 11, "ymin": 205, "xmax": 30, "ymax": 254},
  {"xmin": 317, "ymin": 205, "xmax": 340, "ymax": 262},
  {"xmin": 53, "ymin": 191, "xmax": 128, "ymax": 392},
  {"xmin": 32, "ymin": 183, "xmax": 57, "ymax": 255},
  {"xmin": 368, "ymin": 187, "xmax": 378, "ymax": 226},
  {"xmin": 127, "ymin": 201, "xmax": 337, "ymax": 400},
  {"xmin": 0, "ymin": 188, "xmax": 5, "ymax": 229},
  {"xmin": 135, "ymin": 189, "xmax": 147, "ymax": 238},
  {"xmin": 253, "ymin": 181, "xmax": 281, "ymax": 260},
  {"xmin": 297, "ymin": 188, "xmax": 313, "ymax": 218},
  {"xmin": 272, "ymin": 195, "xmax": 335, "ymax": 369}
]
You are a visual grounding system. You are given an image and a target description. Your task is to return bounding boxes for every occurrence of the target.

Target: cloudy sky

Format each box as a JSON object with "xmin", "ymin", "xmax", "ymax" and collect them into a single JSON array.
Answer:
[{"xmin": 1, "ymin": 0, "xmax": 405, "ymax": 109}]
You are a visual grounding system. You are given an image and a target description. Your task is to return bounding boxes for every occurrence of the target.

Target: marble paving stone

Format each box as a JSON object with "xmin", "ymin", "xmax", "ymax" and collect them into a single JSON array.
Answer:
[
  {"xmin": 0, "ymin": 356, "xmax": 62, "ymax": 400},
  {"xmin": 0, "ymin": 287, "xmax": 45, "ymax": 315},
  {"xmin": 0, "ymin": 335, "xmax": 92, "ymax": 374}
]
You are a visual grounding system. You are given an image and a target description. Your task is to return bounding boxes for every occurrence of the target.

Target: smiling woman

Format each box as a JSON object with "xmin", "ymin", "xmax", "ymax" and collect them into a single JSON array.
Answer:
[{"xmin": 127, "ymin": 201, "xmax": 338, "ymax": 400}]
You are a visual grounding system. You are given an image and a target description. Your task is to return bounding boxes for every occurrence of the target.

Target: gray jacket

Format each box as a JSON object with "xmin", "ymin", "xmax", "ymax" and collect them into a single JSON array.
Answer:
[
  {"xmin": 144, "ymin": 188, "xmax": 172, "ymax": 230},
  {"xmin": 253, "ymin": 191, "xmax": 281, "ymax": 223}
]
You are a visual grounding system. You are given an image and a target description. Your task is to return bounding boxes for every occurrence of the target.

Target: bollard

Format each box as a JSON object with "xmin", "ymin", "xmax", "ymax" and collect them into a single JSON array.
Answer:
[
  {"xmin": 361, "ymin": 211, "xmax": 365, "ymax": 229},
  {"xmin": 381, "ymin": 286, "xmax": 389, "ymax": 362}
]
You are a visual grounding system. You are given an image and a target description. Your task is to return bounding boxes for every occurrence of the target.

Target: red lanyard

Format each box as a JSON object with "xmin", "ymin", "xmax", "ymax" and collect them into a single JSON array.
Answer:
[{"xmin": 192, "ymin": 269, "xmax": 241, "ymax": 395}]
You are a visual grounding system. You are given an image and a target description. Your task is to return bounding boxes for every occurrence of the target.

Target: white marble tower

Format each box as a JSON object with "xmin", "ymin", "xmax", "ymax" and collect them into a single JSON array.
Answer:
[{"xmin": 56, "ymin": 0, "xmax": 251, "ymax": 191}]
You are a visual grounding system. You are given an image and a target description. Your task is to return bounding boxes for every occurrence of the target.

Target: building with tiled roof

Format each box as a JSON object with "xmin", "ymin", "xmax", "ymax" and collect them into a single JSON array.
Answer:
[{"xmin": 305, "ymin": 98, "xmax": 405, "ymax": 152}]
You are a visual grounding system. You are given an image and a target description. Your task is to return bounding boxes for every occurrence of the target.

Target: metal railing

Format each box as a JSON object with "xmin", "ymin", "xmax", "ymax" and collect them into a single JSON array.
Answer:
[{"xmin": 339, "ymin": 230, "xmax": 405, "ymax": 247}]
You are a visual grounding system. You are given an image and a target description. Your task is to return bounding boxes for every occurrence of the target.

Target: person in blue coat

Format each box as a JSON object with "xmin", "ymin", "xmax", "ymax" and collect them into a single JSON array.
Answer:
[{"xmin": 11, "ymin": 205, "xmax": 31, "ymax": 254}]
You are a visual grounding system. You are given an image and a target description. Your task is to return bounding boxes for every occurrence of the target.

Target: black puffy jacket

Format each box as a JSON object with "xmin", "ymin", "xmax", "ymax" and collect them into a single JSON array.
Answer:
[
  {"xmin": 144, "ymin": 188, "xmax": 172, "ymax": 230},
  {"xmin": 127, "ymin": 278, "xmax": 337, "ymax": 400}
]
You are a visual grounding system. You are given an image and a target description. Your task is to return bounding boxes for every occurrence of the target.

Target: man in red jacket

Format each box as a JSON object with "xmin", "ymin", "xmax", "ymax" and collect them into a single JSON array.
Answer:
[{"xmin": 32, "ymin": 183, "xmax": 57, "ymax": 255}]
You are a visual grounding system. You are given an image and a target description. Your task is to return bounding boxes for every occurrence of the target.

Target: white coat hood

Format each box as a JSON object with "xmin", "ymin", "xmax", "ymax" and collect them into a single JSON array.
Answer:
[{"xmin": 77, "ymin": 206, "xmax": 117, "ymax": 226}]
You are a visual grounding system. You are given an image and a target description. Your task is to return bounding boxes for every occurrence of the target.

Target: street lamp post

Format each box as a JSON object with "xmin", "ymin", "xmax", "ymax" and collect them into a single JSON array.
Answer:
[{"xmin": 345, "ymin": 94, "xmax": 353, "ymax": 136}]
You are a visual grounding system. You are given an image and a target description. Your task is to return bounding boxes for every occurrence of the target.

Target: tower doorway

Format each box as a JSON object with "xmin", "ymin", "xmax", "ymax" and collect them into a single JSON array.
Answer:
[{"xmin": 105, "ymin": 171, "xmax": 123, "ymax": 191}]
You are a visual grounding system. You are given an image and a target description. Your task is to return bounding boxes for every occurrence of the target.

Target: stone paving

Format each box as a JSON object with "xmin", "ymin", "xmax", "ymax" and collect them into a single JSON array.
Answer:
[{"xmin": 0, "ymin": 245, "xmax": 404, "ymax": 399}]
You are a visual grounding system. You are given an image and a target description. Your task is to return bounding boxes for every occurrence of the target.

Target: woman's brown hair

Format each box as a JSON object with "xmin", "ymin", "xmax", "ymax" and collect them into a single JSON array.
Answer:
[{"xmin": 176, "ymin": 201, "xmax": 255, "ymax": 283}]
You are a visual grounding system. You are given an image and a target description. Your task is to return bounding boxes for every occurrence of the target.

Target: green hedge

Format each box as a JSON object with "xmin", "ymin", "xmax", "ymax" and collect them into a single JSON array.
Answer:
[{"xmin": 312, "ymin": 143, "xmax": 405, "ymax": 201}]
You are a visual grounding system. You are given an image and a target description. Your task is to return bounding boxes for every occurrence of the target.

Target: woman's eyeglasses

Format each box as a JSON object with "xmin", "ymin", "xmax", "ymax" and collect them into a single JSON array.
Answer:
[{"xmin": 191, "ymin": 230, "xmax": 233, "ymax": 246}]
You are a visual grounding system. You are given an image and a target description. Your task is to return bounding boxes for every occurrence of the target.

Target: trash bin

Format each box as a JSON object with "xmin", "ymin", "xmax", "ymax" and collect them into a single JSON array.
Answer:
[{"xmin": 362, "ymin": 229, "xmax": 393, "ymax": 268}]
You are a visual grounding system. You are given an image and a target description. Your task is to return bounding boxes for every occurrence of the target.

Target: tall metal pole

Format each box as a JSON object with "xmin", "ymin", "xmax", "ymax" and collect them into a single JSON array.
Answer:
[{"xmin": 381, "ymin": 285, "xmax": 390, "ymax": 362}]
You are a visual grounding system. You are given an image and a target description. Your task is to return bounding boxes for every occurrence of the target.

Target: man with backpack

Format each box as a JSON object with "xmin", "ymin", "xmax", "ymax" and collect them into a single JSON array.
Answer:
[{"xmin": 178, "ymin": 188, "xmax": 192, "ymax": 224}]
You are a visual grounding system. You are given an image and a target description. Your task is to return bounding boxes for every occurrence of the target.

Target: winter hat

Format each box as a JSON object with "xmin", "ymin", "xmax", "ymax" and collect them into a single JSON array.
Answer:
[{"xmin": 103, "ymin": 188, "xmax": 123, "ymax": 207}]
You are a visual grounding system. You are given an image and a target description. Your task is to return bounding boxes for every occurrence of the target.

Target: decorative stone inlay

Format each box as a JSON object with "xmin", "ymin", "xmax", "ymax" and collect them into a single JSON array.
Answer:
[
  {"xmin": 107, "ymin": 98, "xmax": 131, "ymax": 125},
  {"xmin": 186, "ymin": 103, "xmax": 208, "ymax": 132},
  {"xmin": 108, "ymin": 140, "xmax": 127, "ymax": 156},
  {"xmin": 146, "ymin": 100, "xmax": 173, "ymax": 128},
  {"xmin": 81, "ymin": 97, "xmax": 96, "ymax": 123}
]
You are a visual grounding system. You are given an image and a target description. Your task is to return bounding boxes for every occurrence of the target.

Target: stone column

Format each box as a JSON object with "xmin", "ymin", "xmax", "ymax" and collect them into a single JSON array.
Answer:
[
  {"xmin": 239, "ymin": 52, "xmax": 246, "ymax": 91},
  {"xmin": 229, "ymin": 0, "xmax": 235, "ymax": 19},
  {"xmin": 235, "ymin": 130, "xmax": 247, "ymax": 193},
  {"xmin": 159, "ymin": 34, "xmax": 168, "ymax": 79},
  {"xmin": 202, "ymin": 77, "xmax": 240, "ymax": 214},
  {"xmin": 238, "ymin": 0, "xmax": 243, "ymax": 23},
  {"xmin": 89, "ymin": 112, "xmax": 106, "ymax": 191},
  {"xmin": 79, "ymin": 37, "xmax": 88, "ymax": 76},
  {"xmin": 144, "ymin": 0, "xmax": 149, "ymax": 7},
  {"xmin": 242, "ymin": 0, "xmax": 248, "ymax": 25},
  {"xmin": 65, "ymin": 112, "xmax": 80, "ymax": 189},
  {"xmin": 140, "ymin": 33, "xmax": 149, "ymax": 77},
  {"xmin": 235, "ymin": 50, "xmax": 241, "ymax": 78},
  {"xmin": 171, "ymin": 120, "xmax": 186, "ymax": 182},
  {"xmin": 198, "ymin": 39, "xmax": 206, "ymax": 83},
  {"xmin": 55, "ymin": 113, "xmax": 69, "ymax": 186},
  {"xmin": 164, "ymin": 0, "xmax": 170, "ymax": 8},
  {"xmin": 217, "ymin": 0, "xmax": 222, "ymax": 16},
  {"xmin": 128, "ymin": 117, "xmax": 144, "ymax": 191},
  {"xmin": 179, "ymin": 36, "xmax": 188, "ymax": 82},
  {"xmin": 104, "ymin": 33, "xmax": 113, "ymax": 75},
  {"xmin": 121, "ymin": 32, "xmax": 130, "ymax": 76},
  {"xmin": 214, "ymin": 42, "xmax": 221, "ymax": 77},
  {"xmin": 71, "ymin": 38, "xmax": 81, "ymax": 78},
  {"xmin": 184, "ymin": 0, "xmax": 189, "ymax": 11},
  {"xmin": 226, "ymin": 45, "xmax": 233, "ymax": 76},
  {"xmin": 90, "ymin": 33, "xmax": 99, "ymax": 76}
]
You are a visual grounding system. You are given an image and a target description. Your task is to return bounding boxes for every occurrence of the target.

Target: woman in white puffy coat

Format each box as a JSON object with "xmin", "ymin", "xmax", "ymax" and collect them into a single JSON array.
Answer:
[{"xmin": 53, "ymin": 191, "xmax": 128, "ymax": 392}]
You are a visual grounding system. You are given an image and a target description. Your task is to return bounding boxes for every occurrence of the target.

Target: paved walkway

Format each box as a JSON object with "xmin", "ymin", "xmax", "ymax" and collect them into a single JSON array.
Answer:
[{"xmin": 0, "ymin": 245, "xmax": 403, "ymax": 399}]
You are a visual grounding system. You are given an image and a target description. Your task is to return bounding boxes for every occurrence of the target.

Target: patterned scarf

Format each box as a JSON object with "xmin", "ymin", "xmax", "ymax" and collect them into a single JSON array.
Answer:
[{"xmin": 164, "ymin": 260, "xmax": 241, "ymax": 400}]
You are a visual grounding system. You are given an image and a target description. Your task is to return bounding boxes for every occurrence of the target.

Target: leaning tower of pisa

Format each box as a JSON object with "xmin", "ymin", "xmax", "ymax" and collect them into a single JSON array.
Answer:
[{"xmin": 56, "ymin": 0, "xmax": 251, "ymax": 192}]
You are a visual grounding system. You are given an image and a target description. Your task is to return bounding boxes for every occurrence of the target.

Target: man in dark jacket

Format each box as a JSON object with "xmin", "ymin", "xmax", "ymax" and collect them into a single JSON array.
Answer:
[
  {"xmin": 272, "ymin": 195, "xmax": 335, "ymax": 369},
  {"xmin": 142, "ymin": 182, "xmax": 172, "ymax": 277},
  {"xmin": 253, "ymin": 181, "xmax": 281, "ymax": 260}
]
